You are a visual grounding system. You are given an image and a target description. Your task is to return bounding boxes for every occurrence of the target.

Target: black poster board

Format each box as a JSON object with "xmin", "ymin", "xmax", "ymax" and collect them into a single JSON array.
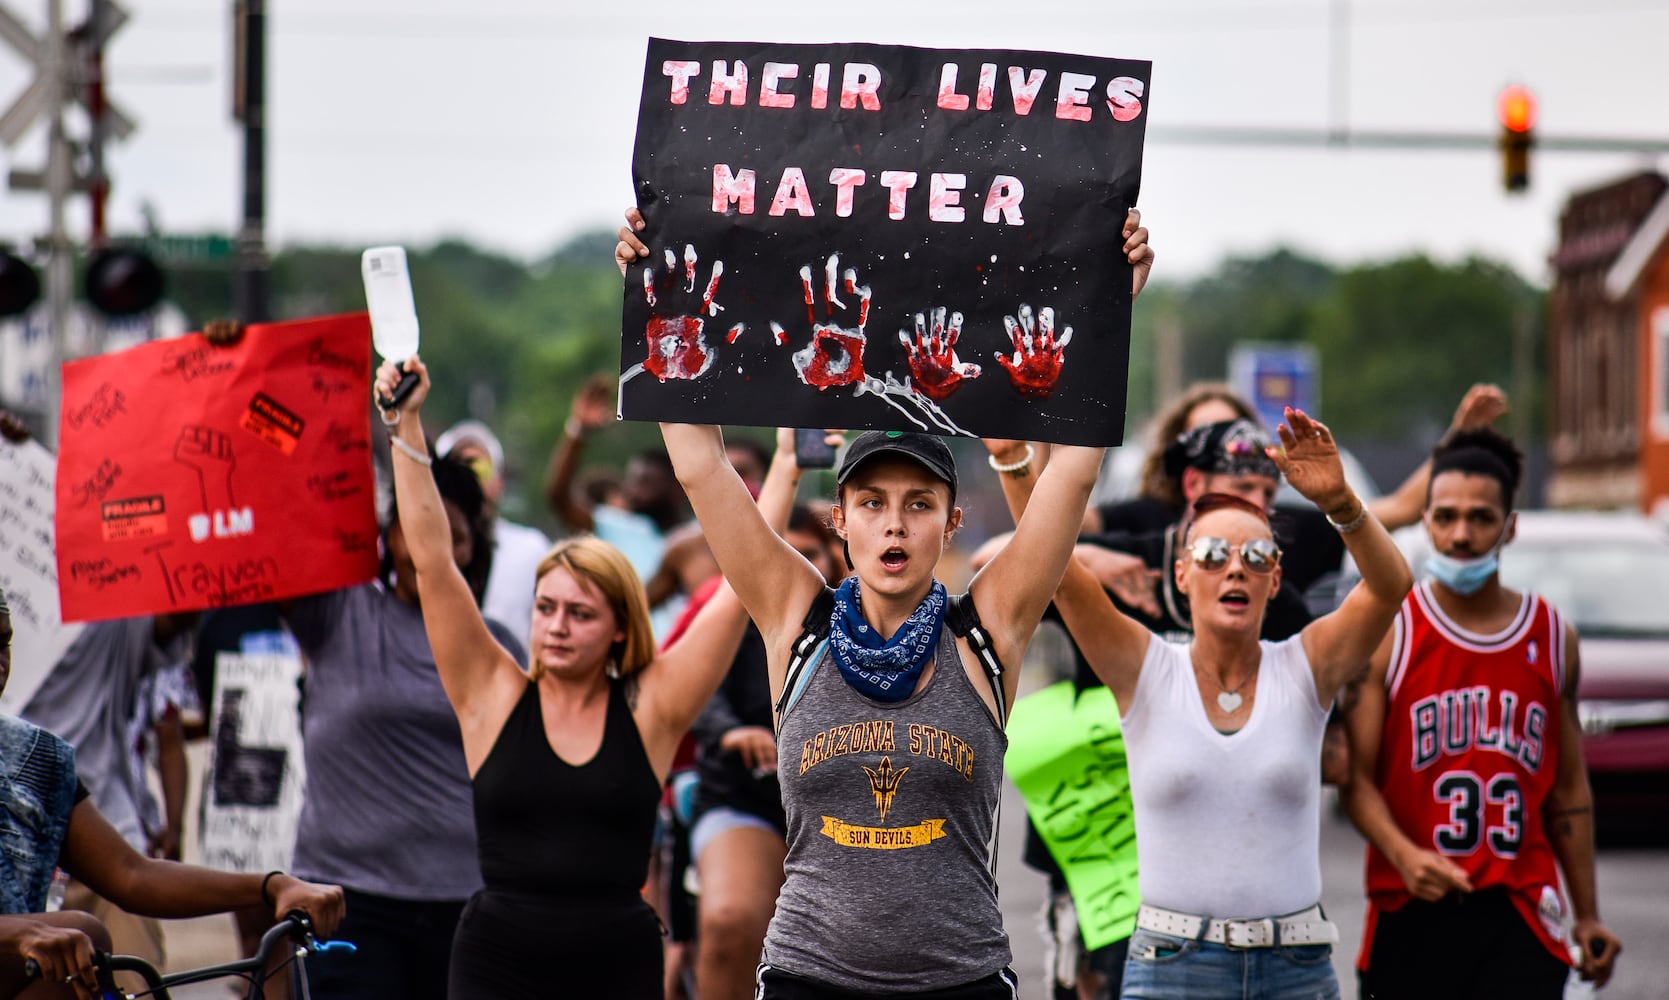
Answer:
[{"xmin": 621, "ymin": 38, "xmax": 1150, "ymax": 446}]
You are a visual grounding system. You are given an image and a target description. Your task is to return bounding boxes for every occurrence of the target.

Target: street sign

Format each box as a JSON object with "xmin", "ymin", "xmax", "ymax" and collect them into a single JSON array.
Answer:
[
  {"xmin": 1230, "ymin": 343, "xmax": 1320, "ymax": 433},
  {"xmin": 145, "ymin": 233, "xmax": 236, "ymax": 262}
]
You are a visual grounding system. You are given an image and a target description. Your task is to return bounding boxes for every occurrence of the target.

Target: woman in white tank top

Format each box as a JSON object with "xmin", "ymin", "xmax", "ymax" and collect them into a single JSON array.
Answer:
[{"xmin": 988, "ymin": 408, "xmax": 1413, "ymax": 1000}]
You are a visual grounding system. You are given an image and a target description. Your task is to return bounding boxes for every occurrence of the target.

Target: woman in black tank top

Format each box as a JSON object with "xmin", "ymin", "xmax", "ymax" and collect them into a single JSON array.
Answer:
[
  {"xmin": 643, "ymin": 204, "xmax": 1154, "ymax": 997},
  {"xmin": 376, "ymin": 357, "xmax": 808, "ymax": 998}
]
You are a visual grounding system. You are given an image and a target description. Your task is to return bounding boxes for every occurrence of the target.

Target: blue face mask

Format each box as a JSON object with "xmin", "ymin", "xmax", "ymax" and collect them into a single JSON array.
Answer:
[
  {"xmin": 1423, "ymin": 514, "xmax": 1514, "ymax": 595},
  {"xmin": 1423, "ymin": 549, "xmax": 1498, "ymax": 595}
]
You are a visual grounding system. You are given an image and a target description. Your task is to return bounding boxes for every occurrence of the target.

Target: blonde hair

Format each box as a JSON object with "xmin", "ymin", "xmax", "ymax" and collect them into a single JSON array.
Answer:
[
  {"xmin": 1138, "ymin": 383, "xmax": 1257, "ymax": 507},
  {"xmin": 530, "ymin": 536, "xmax": 655, "ymax": 682}
]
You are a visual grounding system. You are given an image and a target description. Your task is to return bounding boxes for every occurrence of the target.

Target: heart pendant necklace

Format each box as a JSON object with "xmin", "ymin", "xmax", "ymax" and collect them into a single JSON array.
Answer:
[{"xmin": 1198, "ymin": 662, "xmax": 1257, "ymax": 714}]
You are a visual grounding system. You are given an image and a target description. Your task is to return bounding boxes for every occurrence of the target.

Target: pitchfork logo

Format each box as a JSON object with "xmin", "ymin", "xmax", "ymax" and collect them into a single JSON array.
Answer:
[{"xmin": 862, "ymin": 756, "xmax": 909, "ymax": 822}]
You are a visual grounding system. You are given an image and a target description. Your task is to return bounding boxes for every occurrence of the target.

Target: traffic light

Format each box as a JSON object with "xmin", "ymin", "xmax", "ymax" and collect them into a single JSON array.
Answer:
[
  {"xmin": 84, "ymin": 247, "xmax": 164, "ymax": 316},
  {"xmin": 0, "ymin": 250, "xmax": 40, "ymax": 318},
  {"xmin": 1497, "ymin": 85, "xmax": 1537, "ymax": 193}
]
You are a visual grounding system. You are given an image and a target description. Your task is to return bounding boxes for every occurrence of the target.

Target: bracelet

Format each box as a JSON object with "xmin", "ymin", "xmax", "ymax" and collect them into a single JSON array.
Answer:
[
  {"xmin": 564, "ymin": 417, "xmax": 587, "ymax": 439},
  {"xmin": 986, "ymin": 443, "xmax": 1034, "ymax": 476},
  {"xmin": 390, "ymin": 434, "xmax": 433, "ymax": 467},
  {"xmin": 260, "ymin": 870, "xmax": 283, "ymax": 908},
  {"xmin": 1327, "ymin": 499, "xmax": 1370, "ymax": 534}
]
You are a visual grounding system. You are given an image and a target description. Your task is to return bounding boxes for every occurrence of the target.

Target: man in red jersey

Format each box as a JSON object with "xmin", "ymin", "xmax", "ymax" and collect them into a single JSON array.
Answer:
[{"xmin": 1342, "ymin": 428, "xmax": 1621, "ymax": 999}]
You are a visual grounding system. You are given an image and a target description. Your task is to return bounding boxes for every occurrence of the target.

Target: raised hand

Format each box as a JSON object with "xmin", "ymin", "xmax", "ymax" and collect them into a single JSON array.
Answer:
[
  {"xmin": 899, "ymin": 306, "xmax": 981, "ymax": 400},
  {"xmin": 1124, "ymin": 208, "xmax": 1154, "ymax": 299},
  {"xmin": 1449, "ymin": 382, "xmax": 1508, "ymax": 434},
  {"xmin": 995, "ymin": 304, "xmax": 1072, "ymax": 400},
  {"xmin": 639, "ymin": 243, "xmax": 736, "ymax": 382},
  {"xmin": 373, "ymin": 356, "xmax": 431, "ymax": 419},
  {"xmin": 570, "ymin": 374, "xmax": 613, "ymax": 433},
  {"xmin": 1268, "ymin": 407, "xmax": 1351, "ymax": 512},
  {"xmin": 787, "ymin": 253, "xmax": 873, "ymax": 391}
]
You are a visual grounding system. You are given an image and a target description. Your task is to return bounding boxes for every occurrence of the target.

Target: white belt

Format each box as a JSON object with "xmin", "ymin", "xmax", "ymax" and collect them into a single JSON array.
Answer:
[{"xmin": 1135, "ymin": 904, "xmax": 1340, "ymax": 949}]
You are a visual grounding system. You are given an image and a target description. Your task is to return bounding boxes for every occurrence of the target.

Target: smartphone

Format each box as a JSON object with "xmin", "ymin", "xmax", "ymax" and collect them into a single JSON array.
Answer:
[
  {"xmin": 361, "ymin": 246, "xmax": 421, "ymax": 409},
  {"xmin": 795, "ymin": 428, "xmax": 838, "ymax": 469}
]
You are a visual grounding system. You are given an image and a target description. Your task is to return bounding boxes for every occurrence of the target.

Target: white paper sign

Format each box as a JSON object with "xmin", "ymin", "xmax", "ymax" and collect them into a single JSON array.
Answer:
[
  {"xmin": 0, "ymin": 437, "xmax": 84, "ymax": 713},
  {"xmin": 201, "ymin": 651, "xmax": 306, "ymax": 874}
]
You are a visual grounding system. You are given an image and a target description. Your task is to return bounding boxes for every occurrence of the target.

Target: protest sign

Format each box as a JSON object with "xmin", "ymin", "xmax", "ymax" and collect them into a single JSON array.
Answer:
[
  {"xmin": 0, "ymin": 436, "xmax": 85, "ymax": 712},
  {"xmin": 202, "ymin": 650, "xmax": 306, "ymax": 874},
  {"xmin": 1005, "ymin": 680, "xmax": 1138, "ymax": 949},
  {"xmin": 621, "ymin": 39, "xmax": 1150, "ymax": 446},
  {"xmin": 54, "ymin": 314, "xmax": 380, "ymax": 622}
]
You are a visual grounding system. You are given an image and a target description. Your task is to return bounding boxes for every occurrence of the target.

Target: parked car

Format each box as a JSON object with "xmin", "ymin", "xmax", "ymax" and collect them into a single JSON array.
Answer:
[{"xmin": 1499, "ymin": 511, "xmax": 1669, "ymax": 838}]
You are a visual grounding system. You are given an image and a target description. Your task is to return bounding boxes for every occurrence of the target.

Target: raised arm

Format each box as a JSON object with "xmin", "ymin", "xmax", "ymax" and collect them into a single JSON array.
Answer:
[
  {"xmin": 374, "ymin": 357, "xmax": 524, "ymax": 730},
  {"xmin": 1368, "ymin": 384, "xmax": 1508, "ymax": 530},
  {"xmin": 542, "ymin": 375, "xmax": 613, "ymax": 532},
  {"xmin": 1276, "ymin": 408, "xmax": 1413, "ymax": 704},
  {"xmin": 982, "ymin": 441, "xmax": 1152, "ymax": 708},
  {"xmin": 1544, "ymin": 623, "xmax": 1622, "ymax": 986},
  {"xmin": 660, "ymin": 423, "xmax": 826, "ymax": 653},
  {"xmin": 1340, "ymin": 629, "xmax": 1474, "ymax": 902},
  {"xmin": 638, "ymin": 428, "xmax": 818, "ymax": 753}
]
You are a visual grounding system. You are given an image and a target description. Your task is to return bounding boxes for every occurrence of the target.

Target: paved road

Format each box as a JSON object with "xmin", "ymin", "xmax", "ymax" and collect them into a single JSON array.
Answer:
[{"xmin": 161, "ymin": 690, "xmax": 1667, "ymax": 999}]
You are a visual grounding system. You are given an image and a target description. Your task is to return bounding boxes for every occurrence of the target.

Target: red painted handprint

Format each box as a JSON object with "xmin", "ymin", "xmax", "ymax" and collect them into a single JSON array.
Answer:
[
  {"xmin": 639, "ymin": 244, "xmax": 738, "ymax": 382},
  {"xmin": 788, "ymin": 253, "xmax": 872, "ymax": 391},
  {"xmin": 898, "ymin": 306, "xmax": 982, "ymax": 401},
  {"xmin": 995, "ymin": 304, "xmax": 1073, "ymax": 400}
]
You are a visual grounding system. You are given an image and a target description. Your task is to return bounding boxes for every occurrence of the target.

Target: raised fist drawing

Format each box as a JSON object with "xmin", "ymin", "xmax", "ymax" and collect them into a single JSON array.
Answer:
[
  {"xmin": 175, "ymin": 424, "xmax": 237, "ymax": 511},
  {"xmin": 995, "ymin": 304, "xmax": 1073, "ymax": 400},
  {"xmin": 898, "ymin": 306, "xmax": 981, "ymax": 401},
  {"xmin": 640, "ymin": 244, "xmax": 737, "ymax": 382},
  {"xmin": 786, "ymin": 253, "xmax": 872, "ymax": 391}
]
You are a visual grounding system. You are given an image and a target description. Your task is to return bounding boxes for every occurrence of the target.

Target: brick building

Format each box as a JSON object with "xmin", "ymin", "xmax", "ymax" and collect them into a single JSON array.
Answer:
[{"xmin": 1547, "ymin": 170, "xmax": 1669, "ymax": 516}]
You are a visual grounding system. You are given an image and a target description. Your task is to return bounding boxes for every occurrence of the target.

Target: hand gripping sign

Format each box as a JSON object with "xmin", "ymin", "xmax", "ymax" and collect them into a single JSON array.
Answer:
[
  {"xmin": 619, "ymin": 38, "xmax": 1150, "ymax": 446},
  {"xmin": 54, "ymin": 314, "xmax": 380, "ymax": 622}
]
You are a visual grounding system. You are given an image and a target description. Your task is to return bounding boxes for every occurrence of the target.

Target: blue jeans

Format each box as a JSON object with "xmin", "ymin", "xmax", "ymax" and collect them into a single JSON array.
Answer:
[{"xmin": 1120, "ymin": 928, "xmax": 1340, "ymax": 1000}]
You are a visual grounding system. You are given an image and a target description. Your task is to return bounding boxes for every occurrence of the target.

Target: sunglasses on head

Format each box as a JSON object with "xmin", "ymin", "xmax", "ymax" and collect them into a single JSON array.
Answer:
[{"xmin": 1187, "ymin": 536, "xmax": 1281, "ymax": 574}]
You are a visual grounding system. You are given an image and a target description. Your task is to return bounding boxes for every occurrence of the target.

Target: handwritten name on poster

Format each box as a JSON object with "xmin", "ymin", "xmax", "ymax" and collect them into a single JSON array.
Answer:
[
  {"xmin": 621, "ymin": 39, "xmax": 1150, "ymax": 446},
  {"xmin": 1005, "ymin": 681, "xmax": 1139, "ymax": 949},
  {"xmin": 54, "ymin": 314, "xmax": 380, "ymax": 622},
  {"xmin": 0, "ymin": 437, "xmax": 85, "ymax": 713}
]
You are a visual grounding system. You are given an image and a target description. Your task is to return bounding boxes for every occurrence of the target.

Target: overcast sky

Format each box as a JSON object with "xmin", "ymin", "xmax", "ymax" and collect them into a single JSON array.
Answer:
[{"xmin": 0, "ymin": 0, "xmax": 1665, "ymax": 282}]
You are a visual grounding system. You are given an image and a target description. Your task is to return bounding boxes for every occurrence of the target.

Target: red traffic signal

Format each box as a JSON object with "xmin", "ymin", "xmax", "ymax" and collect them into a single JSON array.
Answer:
[
  {"xmin": 1497, "ymin": 85, "xmax": 1538, "ymax": 133},
  {"xmin": 1496, "ymin": 86, "xmax": 1536, "ymax": 193}
]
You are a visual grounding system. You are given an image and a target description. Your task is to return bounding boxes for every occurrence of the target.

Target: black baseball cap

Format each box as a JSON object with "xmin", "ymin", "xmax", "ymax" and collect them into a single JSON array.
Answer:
[{"xmin": 837, "ymin": 430, "xmax": 958, "ymax": 499}]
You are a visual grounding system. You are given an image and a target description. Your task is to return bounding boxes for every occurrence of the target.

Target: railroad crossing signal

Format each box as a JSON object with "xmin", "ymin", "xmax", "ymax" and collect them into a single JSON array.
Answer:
[
  {"xmin": 0, "ymin": 2, "xmax": 133, "ymax": 151},
  {"xmin": 1497, "ymin": 84, "xmax": 1537, "ymax": 193}
]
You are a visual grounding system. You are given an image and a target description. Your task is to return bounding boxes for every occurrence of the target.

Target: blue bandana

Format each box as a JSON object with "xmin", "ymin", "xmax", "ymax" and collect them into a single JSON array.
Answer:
[{"xmin": 827, "ymin": 577, "xmax": 947, "ymax": 702}]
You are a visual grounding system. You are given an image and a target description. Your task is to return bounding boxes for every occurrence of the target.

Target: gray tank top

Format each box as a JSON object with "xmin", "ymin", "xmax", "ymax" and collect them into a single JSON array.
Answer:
[{"xmin": 763, "ymin": 621, "xmax": 1011, "ymax": 991}]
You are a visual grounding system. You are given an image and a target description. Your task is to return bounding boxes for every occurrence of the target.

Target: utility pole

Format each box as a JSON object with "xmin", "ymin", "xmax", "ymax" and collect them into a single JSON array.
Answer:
[
  {"xmin": 43, "ymin": 0, "xmax": 72, "ymax": 447},
  {"xmin": 234, "ymin": 0, "xmax": 268, "ymax": 323}
]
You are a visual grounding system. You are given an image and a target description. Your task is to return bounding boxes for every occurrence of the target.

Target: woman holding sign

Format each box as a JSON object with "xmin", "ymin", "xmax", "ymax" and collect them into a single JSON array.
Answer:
[
  {"xmin": 373, "ymin": 357, "xmax": 809, "ymax": 999},
  {"xmin": 985, "ymin": 412, "xmax": 1411, "ymax": 1000},
  {"xmin": 638, "ymin": 207, "xmax": 1153, "ymax": 996}
]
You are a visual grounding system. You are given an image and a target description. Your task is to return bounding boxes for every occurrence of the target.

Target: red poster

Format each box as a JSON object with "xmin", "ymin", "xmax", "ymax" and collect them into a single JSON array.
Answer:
[{"xmin": 55, "ymin": 314, "xmax": 380, "ymax": 622}]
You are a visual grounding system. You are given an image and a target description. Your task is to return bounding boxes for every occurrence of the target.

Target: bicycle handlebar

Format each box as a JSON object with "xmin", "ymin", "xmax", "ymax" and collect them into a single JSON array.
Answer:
[{"xmin": 22, "ymin": 910, "xmax": 354, "ymax": 993}]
